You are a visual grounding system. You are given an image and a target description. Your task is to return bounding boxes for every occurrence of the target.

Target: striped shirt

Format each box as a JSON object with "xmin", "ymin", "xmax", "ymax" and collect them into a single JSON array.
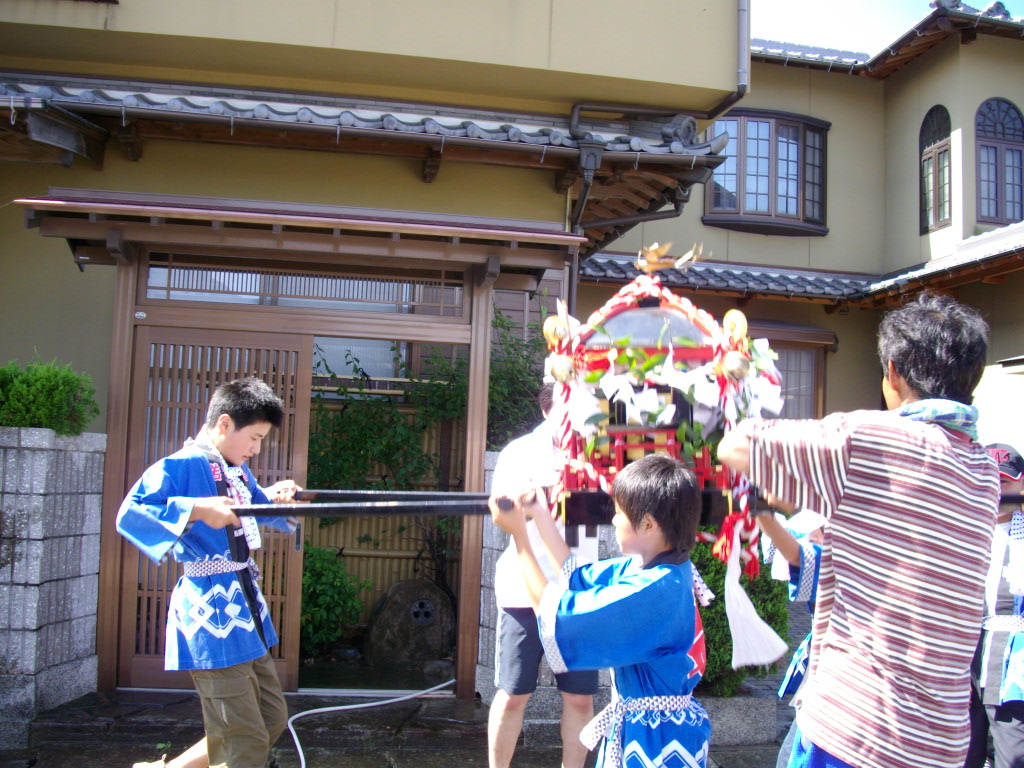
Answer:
[{"xmin": 747, "ymin": 410, "xmax": 998, "ymax": 768}]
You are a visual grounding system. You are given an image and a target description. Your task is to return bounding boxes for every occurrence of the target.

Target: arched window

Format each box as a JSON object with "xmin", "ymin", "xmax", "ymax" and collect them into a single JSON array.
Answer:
[
  {"xmin": 920, "ymin": 105, "xmax": 951, "ymax": 234},
  {"xmin": 976, "ymin": 98, "xmax": 1024, "ymax": 225}
]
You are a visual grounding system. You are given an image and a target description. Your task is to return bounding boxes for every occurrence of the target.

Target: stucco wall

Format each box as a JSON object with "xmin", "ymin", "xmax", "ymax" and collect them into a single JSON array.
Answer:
[
  {"xmin": 881, "ymin": 34, "xmax": 1024, "ymax": 272},
  {"xmin": 0, "ymin": 139, "xmax": 567, "ymax": 431},
  {"xmin": 615, "ymin": 60, "xmax": 886, "ymax": 275},
  {"xmin": 957, "ymin": 35, "xmax": 1024, "ymax": 240},
  {"xmin": 0, "ymin": 0, "xmax": 740, "ymax": 115}
]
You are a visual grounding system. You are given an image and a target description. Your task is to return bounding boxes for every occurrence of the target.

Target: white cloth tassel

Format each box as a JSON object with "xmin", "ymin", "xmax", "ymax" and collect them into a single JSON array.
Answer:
[{"xmin": 724, "ymin": 529, "xmax": 789, "ymax": 668}]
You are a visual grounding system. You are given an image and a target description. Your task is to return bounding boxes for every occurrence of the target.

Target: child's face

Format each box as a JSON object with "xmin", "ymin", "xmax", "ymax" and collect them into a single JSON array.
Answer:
[
  {"xmin": 612, "ymin": 502, "xmax": 640, "ymax": 554},
  {"xmin": 213, "ymin": 415, "xmax": 272, "ymax": 467}
]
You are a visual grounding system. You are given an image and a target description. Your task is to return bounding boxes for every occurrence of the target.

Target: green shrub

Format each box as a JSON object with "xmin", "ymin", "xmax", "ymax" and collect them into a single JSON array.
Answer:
[
  {"xmin": 691, "ymin": 527, "xmax": 790, "ymax": 697},
  {"xmin": 0, "ymin": 359, "xmax": 100, "ymax": 436},
  {"xmin": 300, "ymin": 545, "xmax": 371, "ymax": 658}
]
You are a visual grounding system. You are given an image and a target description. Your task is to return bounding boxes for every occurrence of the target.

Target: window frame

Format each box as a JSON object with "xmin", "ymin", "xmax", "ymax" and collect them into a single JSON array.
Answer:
[
  {"xmin": 919, "ymin": 105, "xmax": 952, "ymax": 235},
  {"xmin": 975, "ymin": 98, "xmax": 1024, "ymax": 227},
  {"xmin": 702, "ymin": 109, "xmax": 830, "ymax": 237}
]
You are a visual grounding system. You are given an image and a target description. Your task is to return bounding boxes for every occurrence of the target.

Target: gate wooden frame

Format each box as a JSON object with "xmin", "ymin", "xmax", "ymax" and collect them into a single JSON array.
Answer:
[{"xmin": 19, "ymin": 189, "xmax": 582, "ymax": 698}]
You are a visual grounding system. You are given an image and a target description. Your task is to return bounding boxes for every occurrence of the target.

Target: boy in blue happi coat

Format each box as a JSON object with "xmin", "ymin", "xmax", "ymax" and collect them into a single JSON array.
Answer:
[
  {"xmin": 489, "ymin": 453, "xmax": 712, "ymax": 768},
  {"xmin": 118, "ymin": 377, "xmax": 301, "ymax": 768}
]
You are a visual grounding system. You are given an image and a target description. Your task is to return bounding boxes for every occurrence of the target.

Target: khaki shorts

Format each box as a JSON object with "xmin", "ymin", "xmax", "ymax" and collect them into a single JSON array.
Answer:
[{"xmin": 190, "ymin": 653, "xmax": 288, "ymax": 768}]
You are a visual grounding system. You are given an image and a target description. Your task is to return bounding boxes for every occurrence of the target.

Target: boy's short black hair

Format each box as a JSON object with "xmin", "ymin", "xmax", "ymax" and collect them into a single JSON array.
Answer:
[
  {"xmin": 877, "ymin": 291, "xmax": 988, "ymax": 404},
  {"xmin": 205, "ymin": 377, "xmax": 284, "ymax": 430},
  {"xmin": 612, "ymin": 454, "xmax": 700, "ymax": 554}
]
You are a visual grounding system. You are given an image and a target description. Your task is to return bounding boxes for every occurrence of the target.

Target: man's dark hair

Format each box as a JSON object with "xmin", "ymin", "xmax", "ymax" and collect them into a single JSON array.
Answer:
[
  {"xmin": 877, "ymin": 291, "xmax": 988, "ymax": 404},
  {"xmin": 612, "ymin": 454, "xmax": 700, "ymax": 555},
  {"xmin": 538, "ymin": 382, "xmax": 555, "ymax": 416},
  {"xmin": 205, "ymin": 377, "xmax": 284, "ymax": 429}
]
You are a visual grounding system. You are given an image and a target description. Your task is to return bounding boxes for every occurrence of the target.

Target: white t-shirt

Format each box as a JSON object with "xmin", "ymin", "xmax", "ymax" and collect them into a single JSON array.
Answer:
[{"xmin": 491, "ymin": 420, "xmax": 592, "ymax": 608}]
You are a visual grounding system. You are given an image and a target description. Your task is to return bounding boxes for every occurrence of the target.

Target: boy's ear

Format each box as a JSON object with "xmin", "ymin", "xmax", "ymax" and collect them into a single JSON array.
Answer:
[{"xmin": 215, "ymin": 413, "xmax": 234, "ymax": 434}]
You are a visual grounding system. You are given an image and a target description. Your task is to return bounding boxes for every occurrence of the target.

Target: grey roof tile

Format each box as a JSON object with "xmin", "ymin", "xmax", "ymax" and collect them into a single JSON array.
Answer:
[{"xmin": 0, "ymin": 73, "xmax": 719, "ymax": 157}]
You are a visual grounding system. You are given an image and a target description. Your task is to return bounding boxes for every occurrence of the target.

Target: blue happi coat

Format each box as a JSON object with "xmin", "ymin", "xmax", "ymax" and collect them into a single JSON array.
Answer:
[
  {"xmin": 778, "ymin": 539, "xmax": 822, "ymax": 699},
  {"xmin": 538, "ymin": 552, "xmax": 711, "ymax": 768},
  {"xmin": 116, "ymin": 445, "xmax": 293, "ymax": 671}
]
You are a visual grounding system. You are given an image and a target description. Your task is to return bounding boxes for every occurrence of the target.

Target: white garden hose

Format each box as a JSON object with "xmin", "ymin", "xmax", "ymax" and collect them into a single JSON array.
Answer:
[{"xmin": 285, "ymin": 678, "xmax": 455, "ymax": 768}]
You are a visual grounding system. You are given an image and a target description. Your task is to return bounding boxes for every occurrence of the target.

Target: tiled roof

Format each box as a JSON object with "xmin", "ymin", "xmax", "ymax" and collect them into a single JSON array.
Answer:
[
  {"xmin": 865, "ymin": 219, "xmax": 1024, "ymax": 295},
  {"xmin": 0, "ymin": 75, "xmax": 709, "ymax": 156},
  {"xmin": 580, "ymin": 255, "xmax": 871, "ymax": 299},
  {"xmin": 582, "ymin": 220, "xmax": 1024, "ymax": 303},
  {"xmin": 750, "ymin": 38, "xmax": 869, "ymax": 69}
]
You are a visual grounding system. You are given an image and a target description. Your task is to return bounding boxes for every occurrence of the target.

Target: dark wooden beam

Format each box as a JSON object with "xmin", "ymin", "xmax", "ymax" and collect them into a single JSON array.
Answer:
[
  {"xmin": 27, "ymin": 110, "xmax": 107, "ymax": 167},
  {"xmin": 422, "ymin": 148, "xmax": 442, "ymax": 183},
  {"xmin": 117, "ymin": 123, "xmax": 143, "ymax": 162},
  {"xmin": 105, "ymin": 230, "xmax": 138, "ymax": 265}
]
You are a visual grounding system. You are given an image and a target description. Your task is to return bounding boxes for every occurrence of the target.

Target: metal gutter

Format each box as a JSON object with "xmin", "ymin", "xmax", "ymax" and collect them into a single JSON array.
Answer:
[{"xmin": 4, "ymin": 97, "xmax": 724, "ymax": 169}]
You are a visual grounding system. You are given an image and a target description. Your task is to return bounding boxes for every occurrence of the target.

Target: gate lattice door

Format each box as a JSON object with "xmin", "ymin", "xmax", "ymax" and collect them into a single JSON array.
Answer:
[{"xmin": 118, "ymin": 326, "xmax": 311, "ymax": 689}]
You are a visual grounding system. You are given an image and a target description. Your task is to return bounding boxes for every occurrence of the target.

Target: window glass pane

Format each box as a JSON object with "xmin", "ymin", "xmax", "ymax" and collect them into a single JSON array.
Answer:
[
  {"xmin": 1006, "ymin": 148, "xmax": 1023, "ymax": 221},
  {"xmin": 711, "ymin": 119, "xmax": 738, "ymax": 211},
  {"xmin": 921, "ymin": 155, "xmax": 935, "ymax": 228},
  {"xmin": 938, "ymin": 150, "xmax": 950, "ymax": 222},
  {"xmin": 744, "ymin": 120, "xmax": 771, "ymax": 212},
  {"xmin": 777, "ymin": 124, "xmax": 800, "ymax": 216},
  {"xmin": 980, "ymin": 145, "xmax": 999, "ymax": 219},
  {"xmin": 774, "ymin": 347, "xmax": 816, "ymax": 420},
  {"xmin": 804, "ymin": 128, "xmax": 824, "ymax": 222},
  {"xmin": 314, "ymin": 337, "xmax": 406, "ymax": 382}
]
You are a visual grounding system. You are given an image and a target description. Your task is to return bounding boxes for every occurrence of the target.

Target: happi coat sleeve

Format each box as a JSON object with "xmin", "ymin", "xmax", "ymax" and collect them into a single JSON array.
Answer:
[
  {"xmin": 117, "ymin": 450, "xmax": 218, "ymax": 564},
  {"xmin": 248, "ymin": 468, "xmax": 298, "ymax": 535},
  {"xmin": 537, "ymin": 556, "xmax": 698, "ymax": 675}
]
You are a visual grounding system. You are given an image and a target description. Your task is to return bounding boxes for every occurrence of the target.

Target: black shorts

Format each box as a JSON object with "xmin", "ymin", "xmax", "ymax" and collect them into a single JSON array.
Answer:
[{"xmin": 494, "ymin": 607, "xmax": 599, "ymax": 696}]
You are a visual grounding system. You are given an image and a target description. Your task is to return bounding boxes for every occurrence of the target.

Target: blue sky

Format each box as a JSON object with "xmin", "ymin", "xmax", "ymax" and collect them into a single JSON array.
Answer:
[{"xmin": 750, "ymin": 0, "xmax": 1020, "ymax": 56}]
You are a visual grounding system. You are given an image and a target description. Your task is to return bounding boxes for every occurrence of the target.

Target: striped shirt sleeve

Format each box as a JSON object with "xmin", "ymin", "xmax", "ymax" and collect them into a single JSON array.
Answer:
[{"xmin": 747, "ymin": 413, "xmax": 853, "ymax": 518}]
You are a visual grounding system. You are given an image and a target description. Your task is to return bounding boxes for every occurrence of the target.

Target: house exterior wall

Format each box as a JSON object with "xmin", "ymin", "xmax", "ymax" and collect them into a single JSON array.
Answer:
[
  {"xmin": 880, "ymin": 34, "xmax": 1024, "ymax": 272},
  {"xmin": 883, "ymin": 36, "xmax": 964, "ymax": 271},
  {"xmin": 0, "ymin": 140, "xmax": 566, "ymax": 432},
  {"xmin": 958, "ymin": 35, "xmax": 1024, "ymax": 239},
  {"xmin": 0, "ymin": 0, "xmax": 741, "ymax": 115},
  {"xmin": 613, "ymin": 60, "xmax": 886, "ymax": 275},
  {"xmin": 960, "ymin": 271, "xmax": 1024, "ymax": 365}
]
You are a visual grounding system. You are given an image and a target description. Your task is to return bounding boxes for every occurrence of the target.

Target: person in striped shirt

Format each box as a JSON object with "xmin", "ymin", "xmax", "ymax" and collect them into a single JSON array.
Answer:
[{"xmin": 718, "ymin": 291, "xmax": 999, "ymax": 768}]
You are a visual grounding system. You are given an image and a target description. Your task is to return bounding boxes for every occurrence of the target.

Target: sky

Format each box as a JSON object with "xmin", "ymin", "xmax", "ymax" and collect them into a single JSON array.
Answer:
[{"xmin": 750, "ymin": 0, "xmax": 1021, "ymax": 56}]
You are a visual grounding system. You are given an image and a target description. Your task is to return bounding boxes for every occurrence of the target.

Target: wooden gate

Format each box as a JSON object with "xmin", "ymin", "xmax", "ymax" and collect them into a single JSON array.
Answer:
[{"xmin": 117, "ymin": 326, "xmax": 312, "ymax": 689}]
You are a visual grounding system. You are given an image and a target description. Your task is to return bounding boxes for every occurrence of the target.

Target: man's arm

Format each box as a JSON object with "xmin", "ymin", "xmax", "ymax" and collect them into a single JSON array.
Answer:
[
  {"xmin": 489, "ymin": 494, "xmax": 550, "ymax": 612},
  {"xmin": 530, "ymin": 492, "xmax": 570, "ymax": 570},
  {"xmin": 755, "ymin": 512, "xmax": 801, "ymax": 567},
  {"xmin": 717, "ymin": 422, "xmax": 753, "ymax": 476}
]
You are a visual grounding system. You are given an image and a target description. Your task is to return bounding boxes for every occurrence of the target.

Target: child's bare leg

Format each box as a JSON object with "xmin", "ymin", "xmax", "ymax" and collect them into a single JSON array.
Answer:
[
  {"xmin": 133, "ymin": 737, "xmax": 209, "ymax": 768},
  {"xmin": 559, "ymin": 692, "xmax": 594, "ymax": 768},
  {"xmin": 166, "ymin": 738, "xmax": 209, "ymax": 768}
]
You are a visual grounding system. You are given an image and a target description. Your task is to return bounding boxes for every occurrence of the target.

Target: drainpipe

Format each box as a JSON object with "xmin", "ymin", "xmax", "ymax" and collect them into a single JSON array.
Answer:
[
  {"xmin": 701, "ymin": 0, "xmax": 750, "ymax": 121},
  {"xmin": 570, "ymin": 138, "xmax": 606, "ymax": 232}
]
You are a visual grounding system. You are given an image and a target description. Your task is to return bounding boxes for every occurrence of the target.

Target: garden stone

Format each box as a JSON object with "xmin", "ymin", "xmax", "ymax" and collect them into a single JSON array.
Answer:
[{"xmin": 364, "ymin": 579, "xmax": 455, "ymax": 668}]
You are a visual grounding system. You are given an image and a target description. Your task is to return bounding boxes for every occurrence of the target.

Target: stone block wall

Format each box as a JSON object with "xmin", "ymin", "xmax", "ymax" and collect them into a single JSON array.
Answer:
[{"xmin": 0, "ymin": 428, "xmax": 106, "ymax": 749}]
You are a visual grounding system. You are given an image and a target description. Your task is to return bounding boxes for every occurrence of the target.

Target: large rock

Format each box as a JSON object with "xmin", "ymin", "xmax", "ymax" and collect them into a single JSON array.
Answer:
[{"xmin": 363, "ymin": 579, "xmax": 455, "ymax": 668}]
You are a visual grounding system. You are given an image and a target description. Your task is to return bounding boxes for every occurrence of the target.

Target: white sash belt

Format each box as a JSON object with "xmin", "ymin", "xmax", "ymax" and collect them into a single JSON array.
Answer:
[
  {"xmin": 182, "ymin": 557, "xmax": 260, "ymax": 582},
  {"xmin": 579, "ymin": 693, "xmax": 694, "ymax": 768}
]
